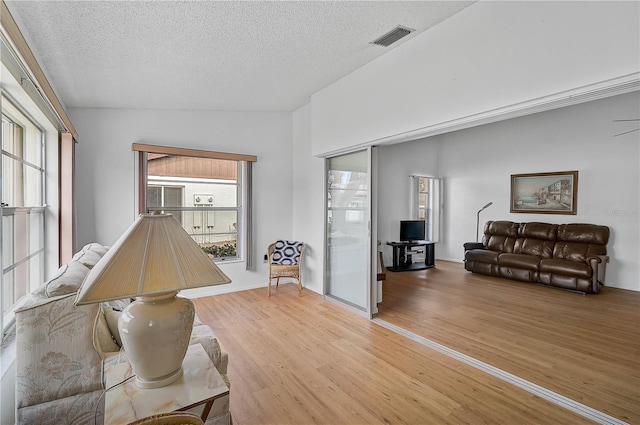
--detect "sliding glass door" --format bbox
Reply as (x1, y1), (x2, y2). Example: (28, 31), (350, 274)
(325, 149), (375, 316)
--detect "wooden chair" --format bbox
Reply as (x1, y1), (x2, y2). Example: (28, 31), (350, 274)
(128, 412), (205, 425)
(267, 240), (305, 297)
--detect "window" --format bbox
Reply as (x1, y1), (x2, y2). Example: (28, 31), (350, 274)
(147, 185), (184, 225)
(147, 158), (239, 259)
(134, 144), (256, 263)
(1, 97), (45, 332)
(1, 0), (76, 348)
(413, 176), (441, 242)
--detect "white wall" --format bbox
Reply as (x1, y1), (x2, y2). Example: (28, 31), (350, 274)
(292, 104), (325, 294)
(378, 92), (640, 291)
(70, 108), (295, 294)
(311, 1), (640, 156)
(65, 2), (640, 299)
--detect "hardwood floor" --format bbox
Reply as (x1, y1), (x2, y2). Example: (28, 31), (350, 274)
(192, 265), (639, 425)
(376, 261), (640, 424)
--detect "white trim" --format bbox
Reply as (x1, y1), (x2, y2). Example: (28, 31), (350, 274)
(181, 281), (265, 298)
(324, 294), (370, 319)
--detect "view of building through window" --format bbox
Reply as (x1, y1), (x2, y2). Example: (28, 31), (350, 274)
(145, 154), (241, 260)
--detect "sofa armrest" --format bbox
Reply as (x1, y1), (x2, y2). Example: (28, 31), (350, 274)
(464, 242), (485, 252)
(15, 293), (104, 409)
(587, 255), (610, 293)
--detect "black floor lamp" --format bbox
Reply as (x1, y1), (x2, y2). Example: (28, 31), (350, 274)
(476, 202), (493, 242)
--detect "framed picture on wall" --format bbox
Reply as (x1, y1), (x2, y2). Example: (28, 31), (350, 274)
(511, 171), (578, 214)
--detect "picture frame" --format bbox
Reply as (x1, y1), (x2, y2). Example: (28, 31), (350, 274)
(510, 171), (578, 214)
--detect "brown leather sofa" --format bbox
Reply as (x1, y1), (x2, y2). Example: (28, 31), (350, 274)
(464, 221), (610, 293)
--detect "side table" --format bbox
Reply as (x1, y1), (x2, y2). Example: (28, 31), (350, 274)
(386, 240), (435, 272)
(104, 343), (230, 425)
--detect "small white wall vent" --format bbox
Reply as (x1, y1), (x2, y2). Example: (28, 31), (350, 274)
(370, 25), (415, 47)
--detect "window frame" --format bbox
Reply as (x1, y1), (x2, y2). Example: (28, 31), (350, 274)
(1, 96), (46, 334)
(133, 144), (257, 264)
(147, 184), (185, 225)
(412, 175), (442, 243)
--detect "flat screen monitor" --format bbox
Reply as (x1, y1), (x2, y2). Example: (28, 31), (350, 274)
(400, 220), (426, 242)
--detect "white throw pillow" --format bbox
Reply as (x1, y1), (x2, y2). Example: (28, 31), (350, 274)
(35, 261), (90, 298)
(72, 243), (109, 268)
(71, 249), (103, 269)
(94, 304), (121, 353)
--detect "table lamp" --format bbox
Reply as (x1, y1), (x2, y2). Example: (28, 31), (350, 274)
(75, 211), (231, 388)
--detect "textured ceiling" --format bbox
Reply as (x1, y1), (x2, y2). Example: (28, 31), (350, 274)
(6, 1), (474, 112)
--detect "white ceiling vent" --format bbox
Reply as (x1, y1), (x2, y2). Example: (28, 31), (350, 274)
(370, 25), (415, 47)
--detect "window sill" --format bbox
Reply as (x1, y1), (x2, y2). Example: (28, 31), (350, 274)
(213, 258), (243, 265)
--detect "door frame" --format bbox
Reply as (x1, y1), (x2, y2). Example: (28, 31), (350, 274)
(323, 147), (378, 319)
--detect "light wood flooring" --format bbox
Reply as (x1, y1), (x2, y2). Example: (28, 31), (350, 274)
(193, 261), (640, 425)
(376, 261), (640, 424)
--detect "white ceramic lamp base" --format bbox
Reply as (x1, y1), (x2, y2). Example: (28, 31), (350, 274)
(118, 291), (195, 389)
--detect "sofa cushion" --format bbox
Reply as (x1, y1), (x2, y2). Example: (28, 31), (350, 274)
(518, 222), (558, 240)
(485, 220), (519, 238)
(93, 299), (131, 354)
(540, 259), (592, 279)
(32, 261), (90, 299)
(71, 250), (102, 269)
(554, 224), (609, 262)
(557, 223), (609, 245)
(484, 221), (519, 253)
(553, 242), (604, 264)
(513, 238), (555, 259)
(94, 304), (121, 354)
(498, 253), (540, 270)
(72, 243), (108, 269)
(486, 235), (517, 253)
(465, 249), (499, 264)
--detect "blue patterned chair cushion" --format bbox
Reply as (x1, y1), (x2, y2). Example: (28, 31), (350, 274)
(272, 240), (303, 265)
